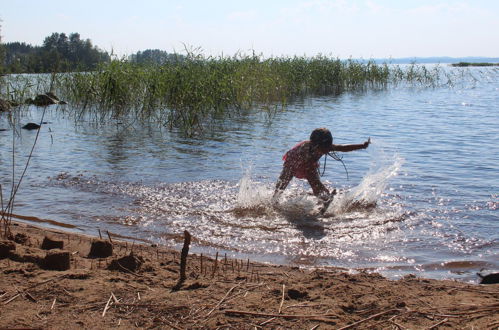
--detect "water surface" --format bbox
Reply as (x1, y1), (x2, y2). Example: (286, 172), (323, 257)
(1, 67), (498, 282)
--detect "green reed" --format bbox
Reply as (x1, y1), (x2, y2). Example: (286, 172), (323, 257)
(2, 54), (444, 134)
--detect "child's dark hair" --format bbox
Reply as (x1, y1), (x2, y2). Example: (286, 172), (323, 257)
(310, 128), (333, 148)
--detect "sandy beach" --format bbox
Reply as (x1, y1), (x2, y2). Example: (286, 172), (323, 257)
(1, 221), (498, 329)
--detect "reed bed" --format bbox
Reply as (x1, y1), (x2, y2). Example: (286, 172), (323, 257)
(2, 54), (446, 134)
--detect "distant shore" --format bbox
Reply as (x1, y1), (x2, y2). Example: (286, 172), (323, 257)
(451, 62), (499, 67)
(1, 220), (497, 329)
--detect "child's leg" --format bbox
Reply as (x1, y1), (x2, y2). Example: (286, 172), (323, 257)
(274, 168), (293, 194)
(306, 171), (330, 200)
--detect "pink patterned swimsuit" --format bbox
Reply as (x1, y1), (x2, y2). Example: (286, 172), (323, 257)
(282, 141), (321, 179)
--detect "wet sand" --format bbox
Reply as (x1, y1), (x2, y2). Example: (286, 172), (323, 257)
(1, 221), (498, 329)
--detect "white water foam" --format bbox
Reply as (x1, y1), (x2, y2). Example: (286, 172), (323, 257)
(327, 150), (405, 215)
(235, 145), (404, 219)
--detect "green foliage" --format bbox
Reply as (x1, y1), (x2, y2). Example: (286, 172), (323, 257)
(2, 32), (110, 73)
(55, 53), (440, 134)
(129, 49), (184, 65)
(0, 44), (5, 74)
(0, 19), (4, 74)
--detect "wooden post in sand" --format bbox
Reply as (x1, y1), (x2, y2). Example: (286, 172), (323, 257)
(172, 230), (191, 291)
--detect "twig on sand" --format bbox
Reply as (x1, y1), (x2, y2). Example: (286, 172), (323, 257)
(388, 316), (407, 330)
(278, 284), (285, 314)
(114, 302), (165, 308)
(337, 309), (401, 330)
(259, 317), (276, 326)
(24, 292), (37, 302)
(102, 293), (114, 317)
(115, 261), (142, 278)
(206, 284), (239, 317)
(3, 293), (20, 305)
(3, 275), (64, 305)
(225, 309), (339, 323)
(426, 318), (448, 330)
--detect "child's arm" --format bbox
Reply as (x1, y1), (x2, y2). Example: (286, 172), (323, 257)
(330, 138), (370, 152)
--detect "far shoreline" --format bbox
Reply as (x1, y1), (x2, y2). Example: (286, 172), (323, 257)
(451, 62), (499, 67)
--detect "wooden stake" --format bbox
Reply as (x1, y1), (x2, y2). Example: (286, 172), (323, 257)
(172, 230), (191, 291)
(212, 252), (219, 278)
(106, 231), (113, 244)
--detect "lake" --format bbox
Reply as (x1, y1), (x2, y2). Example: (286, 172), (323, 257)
(1, 66), (498, 282)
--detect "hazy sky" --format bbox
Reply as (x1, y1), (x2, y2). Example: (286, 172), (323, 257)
(1, 0), (498, 58)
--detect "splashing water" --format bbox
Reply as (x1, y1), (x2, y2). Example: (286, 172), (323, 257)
(328, 152), (405, 216)
(42, 145), (407, 272)
(234, 148), (404, 220)
(236, 165), (273, 209)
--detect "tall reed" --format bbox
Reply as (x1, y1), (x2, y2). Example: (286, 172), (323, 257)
(2, 54), (445, 134)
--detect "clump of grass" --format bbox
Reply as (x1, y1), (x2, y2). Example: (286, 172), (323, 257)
(0, 73), (54, 105)
(2, 53), (445, 134)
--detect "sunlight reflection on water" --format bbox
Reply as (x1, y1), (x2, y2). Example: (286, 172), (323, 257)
(1, 67), (498, 281)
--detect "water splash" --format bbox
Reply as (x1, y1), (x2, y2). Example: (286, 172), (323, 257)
(236, 165), (273, 209)
(329, 151), (405, 215)
(234, 146), (405, 219)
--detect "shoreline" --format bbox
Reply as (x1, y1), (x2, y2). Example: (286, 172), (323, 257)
(1, 221), (498, 329)
(6, 215), (492, 283)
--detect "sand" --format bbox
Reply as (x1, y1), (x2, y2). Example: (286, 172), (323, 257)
(1, 221), (498, 329)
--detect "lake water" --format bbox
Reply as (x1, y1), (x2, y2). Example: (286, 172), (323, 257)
(1, 67), (498, 282)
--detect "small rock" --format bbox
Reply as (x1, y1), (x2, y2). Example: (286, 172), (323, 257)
(478, 272), (499, 284)
(0, 99), (11, 112)
(33, 93), (58, 106)
(22, 123), (41, 130)
(45, 92), (60, 101)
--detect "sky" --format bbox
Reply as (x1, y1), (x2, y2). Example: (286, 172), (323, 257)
(1, 0), (498, 59)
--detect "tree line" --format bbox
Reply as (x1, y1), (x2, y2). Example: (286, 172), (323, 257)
(0, 31), (180, 74)
(1, 32), (110, 73)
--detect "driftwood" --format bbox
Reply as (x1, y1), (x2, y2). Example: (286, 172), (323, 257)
(171, 230), (191, 291)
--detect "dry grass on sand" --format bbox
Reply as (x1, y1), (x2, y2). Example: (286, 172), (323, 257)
(1, 221), (498, 329)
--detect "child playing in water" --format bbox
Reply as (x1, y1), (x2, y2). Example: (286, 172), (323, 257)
(274, 128), (370, 204)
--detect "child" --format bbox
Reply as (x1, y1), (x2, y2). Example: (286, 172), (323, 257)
(274, 128), (370, 203)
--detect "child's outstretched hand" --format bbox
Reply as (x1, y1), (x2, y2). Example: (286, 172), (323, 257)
(363, 137), (371, 149)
